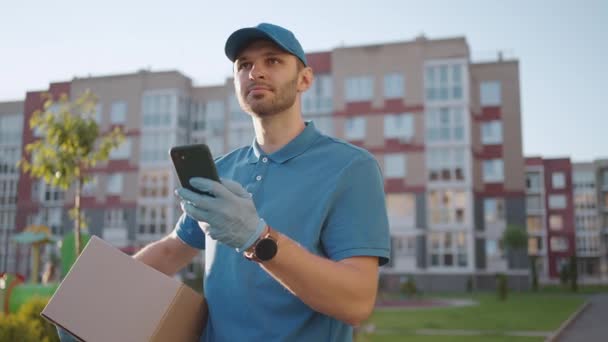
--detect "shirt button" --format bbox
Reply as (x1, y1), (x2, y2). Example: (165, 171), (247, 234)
(256, 175), (262, 181)
(262, 157), (268, 163)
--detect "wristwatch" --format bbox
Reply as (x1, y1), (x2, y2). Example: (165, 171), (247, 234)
(243, 225), (278, 263)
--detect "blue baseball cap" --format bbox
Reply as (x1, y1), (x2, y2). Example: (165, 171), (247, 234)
(225, 23), (308, 66)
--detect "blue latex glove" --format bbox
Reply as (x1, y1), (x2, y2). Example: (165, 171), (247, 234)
(175, 178), (266, 252)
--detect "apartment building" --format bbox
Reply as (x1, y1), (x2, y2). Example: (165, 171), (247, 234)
(573, 160), (608, 283)
(524, 158), (576, 282)
(0, 100), (23, 273)
(4, 36), (527, 290)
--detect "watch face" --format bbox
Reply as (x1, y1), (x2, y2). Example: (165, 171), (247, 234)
(255, 238), (278, 261)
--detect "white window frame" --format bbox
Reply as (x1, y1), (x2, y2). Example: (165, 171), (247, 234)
(552, 172), (566, 189)
(383, 73), (405, 99)
(548, 194), (567, 209)
(107, 173), (124, 195)
(345, 76), (374, 102)
(426, 107), (465, 143)
(110, 101), (127, 124)
(344, 117), (366, 140)
(480, 81), (502, 106)
(484, 198), (505, 225)
(481, 121), (503, 145)
(483, 159), (504, 183)
(384, 113), (414, 142)
(384, 154), (407, 178)
(109, 137), (131, 160)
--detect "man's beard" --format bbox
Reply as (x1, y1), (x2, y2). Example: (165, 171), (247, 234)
(238, 76), (298, 117)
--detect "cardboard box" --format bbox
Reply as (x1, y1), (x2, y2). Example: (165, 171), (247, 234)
(42, 236), (207, 342)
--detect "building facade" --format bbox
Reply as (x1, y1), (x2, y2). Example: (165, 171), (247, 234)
(3, 36), (529, 290)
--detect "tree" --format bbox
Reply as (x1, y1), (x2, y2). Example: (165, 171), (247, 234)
(530, 255), (539, 291)
(502, 224), (528, 251)
(19, 90), (124, 255)
(498, 224), (528, 299)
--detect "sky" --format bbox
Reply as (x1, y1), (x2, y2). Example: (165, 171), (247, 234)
(1, 0), (606, 161)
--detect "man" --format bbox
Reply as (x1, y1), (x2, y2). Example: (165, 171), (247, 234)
(60, 22), (390, 342)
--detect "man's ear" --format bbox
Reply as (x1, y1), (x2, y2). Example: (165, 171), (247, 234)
(297, 67), (314, 93)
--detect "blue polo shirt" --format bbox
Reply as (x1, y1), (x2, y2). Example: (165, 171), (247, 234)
(175, 121), (390, 342)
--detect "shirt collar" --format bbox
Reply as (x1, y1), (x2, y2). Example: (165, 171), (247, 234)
(247, 121), (320, 164)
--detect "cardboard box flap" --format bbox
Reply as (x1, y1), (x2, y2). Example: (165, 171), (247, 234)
(151, 285), (207, 342)
(41, 236), (187, 342)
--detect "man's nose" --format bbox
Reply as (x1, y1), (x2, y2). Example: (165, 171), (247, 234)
(249, 62), (266, 80)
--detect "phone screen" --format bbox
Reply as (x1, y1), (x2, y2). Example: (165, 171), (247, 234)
(170, 144), (220, 195)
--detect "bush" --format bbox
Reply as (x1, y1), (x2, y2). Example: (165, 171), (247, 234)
(496, 273), (508, 301)
(17, 296), (59, 342)
(0, 296), (59, 342)
(559, 263), (570, 286)
(0, 314), (38, 342)
(400, 275), (417, 297)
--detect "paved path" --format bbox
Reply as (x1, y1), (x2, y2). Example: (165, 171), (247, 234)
(558, 294), (608, 342)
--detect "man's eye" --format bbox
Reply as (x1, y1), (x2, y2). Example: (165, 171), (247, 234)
(267, 58), (280, 65)
(238, 62), (251, 70)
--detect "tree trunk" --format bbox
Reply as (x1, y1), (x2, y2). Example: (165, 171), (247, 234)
(75, 177), (82, 255)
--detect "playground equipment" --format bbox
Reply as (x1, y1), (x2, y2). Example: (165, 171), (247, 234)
(0, 229), (90, 314)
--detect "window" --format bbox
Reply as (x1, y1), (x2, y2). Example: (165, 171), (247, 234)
(484, 198), (505, 225)
(107, 173), (123, 195)
(483, 159), (504, 183)
(480, 81), (501, 106)
(302, 74), (333, 114)
(344, 117), (366, 140)
(425, 63), (464, 102)
(528, 237), (543, 255)
(94, 104), (103, 124)
(527, 216), (543, 234)
(384, 154), (406, 178)
(526, 172), (542, 191)
(141, 132), (173, 162)
(110, 101), (127, 124)
(573, 171), (595, 190)
(426, 107), (465, 142)
(549, 215), (563, 230)
(428, 190), (467, 225)
(384, 113), (414, 141)
(550, 237), (568, 252)
(345, 76), (373, 102)
(229, 93), (249, 122)
(429, 231), (467, 267)
(0, 147), (21, 174)
(548, 194), (567, 209)
(393, 236), (416, 256)
(82, 176), (98, 197)
(552, 172), (566, 189)
(526, 195), (542, 211)
(0, 114), (23, 144)
(139, 171), (170, 198)
(386, 193), (415, 227)
(486, 239), (504, 258)
(228, 126), (255, 150)
(104, 209), (127, 228)
(312, 117), (334, 136)
(109, 137), (131, 160)
(601, 170), (608, 188)
(143, 93), (175, 127)
(481, 121), (503, 144)
(383, 73), (405, 99)
(427, 147), (466, 182)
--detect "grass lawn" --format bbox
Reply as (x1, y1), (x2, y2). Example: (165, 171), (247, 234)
(357, 292), (585, 341)
(359, 334), (544, 342)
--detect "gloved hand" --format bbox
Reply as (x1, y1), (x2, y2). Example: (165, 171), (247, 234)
(175, 178), (266, 252)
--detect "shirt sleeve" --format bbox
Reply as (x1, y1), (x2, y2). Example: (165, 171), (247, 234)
(321, 154), (391, 265)
(174, 212), (206, 250)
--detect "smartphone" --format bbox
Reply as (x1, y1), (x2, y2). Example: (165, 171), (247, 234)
(170, 144), (220, 196)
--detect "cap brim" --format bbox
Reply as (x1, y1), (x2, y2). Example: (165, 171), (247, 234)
(225, 28), (275, 62)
